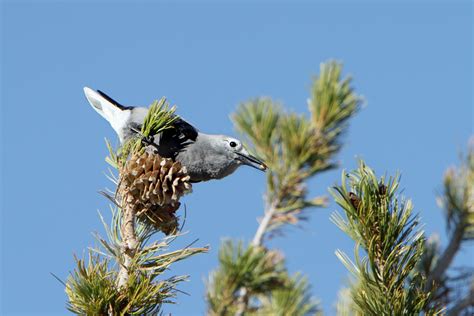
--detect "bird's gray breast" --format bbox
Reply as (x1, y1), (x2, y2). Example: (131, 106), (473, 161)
(122, 111), (238, 182)
(175, 136), (240, 182)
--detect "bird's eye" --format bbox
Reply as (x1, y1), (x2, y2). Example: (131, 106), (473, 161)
(229, 141), (237, 148)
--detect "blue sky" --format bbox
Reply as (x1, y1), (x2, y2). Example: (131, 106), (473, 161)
(1, 1), (472, 315)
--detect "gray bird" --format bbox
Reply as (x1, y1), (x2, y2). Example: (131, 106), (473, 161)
(84, 87), (266, 182)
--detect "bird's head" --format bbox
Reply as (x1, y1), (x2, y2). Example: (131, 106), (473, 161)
(218, 136), (267, 171)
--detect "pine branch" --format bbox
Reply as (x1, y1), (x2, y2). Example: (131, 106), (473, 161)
(251, 202), (277, 247)
(232, 60), (361, 244)
(426, 145), (473, 290)
(308, 60), (363, 155)
(206, 60), (361, 315)
(330, 161), (439, 315)
(117, 203), (139, 289)
(65, 215), (207, 315)
(423, 142), (474, 313)
(206, 241), (287, 316)
(64, 99), (207, 314)
(114, 99), (182, 290)
(258, 273), (320, 316)
(447, 284), (474, 316)
(425, 223), (464, 293)
(235, 290), (249, 316)
(335, 287), (358, 316)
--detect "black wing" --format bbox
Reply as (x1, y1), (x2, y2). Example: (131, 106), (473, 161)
(97, 89), (198, 158)
(154, 118), (198, 159)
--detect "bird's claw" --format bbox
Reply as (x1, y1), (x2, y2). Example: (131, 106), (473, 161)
(130, 127), (159, 152)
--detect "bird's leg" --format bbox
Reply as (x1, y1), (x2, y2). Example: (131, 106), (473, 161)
(142, 135), (155, 146)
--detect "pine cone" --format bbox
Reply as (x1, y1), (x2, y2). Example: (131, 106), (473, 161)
(349, 192), (361, 210)
(118, 151), (192, 234)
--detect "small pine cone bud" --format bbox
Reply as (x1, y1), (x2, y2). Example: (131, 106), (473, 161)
(349, 192), (361, 209)
(119, 151), (192, 234)
(139, 203), (181, 235)
(378, 182), (387, 196)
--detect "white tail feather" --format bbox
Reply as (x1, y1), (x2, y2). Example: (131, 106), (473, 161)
(83, 87), (131, 140)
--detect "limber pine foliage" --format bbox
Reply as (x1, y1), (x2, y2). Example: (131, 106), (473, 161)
(333, 143), (474, 316)
(330, 162), (438, 315)
(206, 61), (363, 315)
(419, 144), (474, 315)
(62, 98), (207, 315)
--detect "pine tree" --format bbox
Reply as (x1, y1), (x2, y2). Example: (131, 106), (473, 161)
(330, 162), (437, 315)
(61, 98), (207, 315)
(332, 144), (473, 315)
(59, 62), (473, 316)
(420, 144), (473, 315)
(206, 61), (362, 315)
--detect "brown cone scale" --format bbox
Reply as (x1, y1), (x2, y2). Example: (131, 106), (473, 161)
(118, 151), (192, 234)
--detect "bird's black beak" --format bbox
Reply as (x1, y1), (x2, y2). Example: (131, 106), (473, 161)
(236, 152), (267, 171)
